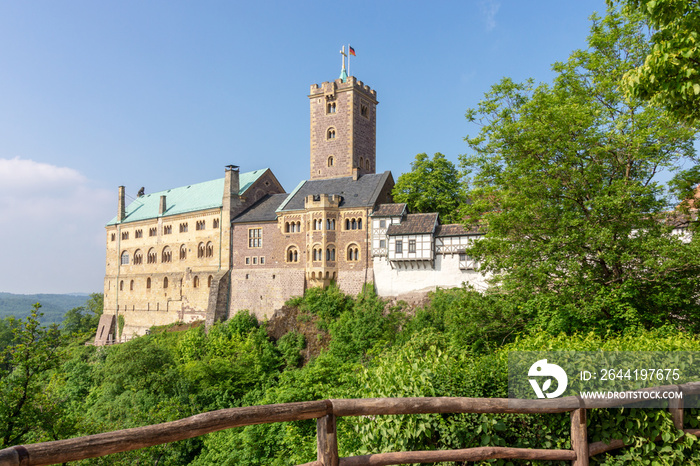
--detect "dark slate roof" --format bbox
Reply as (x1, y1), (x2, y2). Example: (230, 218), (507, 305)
(232, 193), (289, 223)
(372, 203), (407, 217)
(386, 213), (438, 236)
(278, 172), (392, 212)
(435, 224), (483, 236)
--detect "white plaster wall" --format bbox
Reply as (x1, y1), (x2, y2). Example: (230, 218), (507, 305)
(373, 254), (489, 297)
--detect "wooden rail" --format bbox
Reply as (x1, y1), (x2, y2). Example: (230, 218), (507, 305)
(1, 382), (699, 466)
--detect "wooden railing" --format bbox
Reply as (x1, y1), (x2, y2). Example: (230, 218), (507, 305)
(1, 382), (699, 466)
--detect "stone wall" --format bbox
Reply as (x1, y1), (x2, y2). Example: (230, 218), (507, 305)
(229, 269), (306, 320)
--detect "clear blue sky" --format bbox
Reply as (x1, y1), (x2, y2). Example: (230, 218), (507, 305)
(0, 0), (618, 294)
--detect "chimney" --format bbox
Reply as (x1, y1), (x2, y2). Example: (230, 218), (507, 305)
(352, 167), (360, 181)
(159, 195), (167, 215)
(225, 165), (240, 196)
(223, 165), (241, 217)
(118, 186), (126, 222)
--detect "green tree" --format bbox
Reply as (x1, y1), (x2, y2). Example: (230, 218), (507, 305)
(392, 152), (464, 223)
(62, 293), (103, 336)
(0, 304), (63, 446)
(461, 10), (700, 332)
(614, 0), (700, 125)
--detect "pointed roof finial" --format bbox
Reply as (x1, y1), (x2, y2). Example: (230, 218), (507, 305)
(339, 45), (348, 82)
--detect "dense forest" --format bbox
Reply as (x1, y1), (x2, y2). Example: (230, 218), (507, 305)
(0, 285), (699, 465)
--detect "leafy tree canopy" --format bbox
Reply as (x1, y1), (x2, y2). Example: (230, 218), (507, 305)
(613, 0), (700, 125)
(392, 152), (464, 224)
(461, 9), (700, 332)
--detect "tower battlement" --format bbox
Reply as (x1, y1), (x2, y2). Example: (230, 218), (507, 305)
(309, 76), (377, 101)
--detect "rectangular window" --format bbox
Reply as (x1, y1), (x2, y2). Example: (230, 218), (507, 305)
(380, 219), (386, 228)
(245, 257), (250, 265)
(260, 256), (265, 265)
(253, 257), (258, 265)
(248, 228), (262, 248)
(379, 239), (386, 248)
(409, 240), (416, 253)
(395, 240), (403, 254)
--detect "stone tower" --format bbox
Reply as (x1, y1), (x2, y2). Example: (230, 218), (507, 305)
(309, 76), (378, 180)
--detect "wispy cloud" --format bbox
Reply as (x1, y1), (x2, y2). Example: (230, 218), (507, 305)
(0, 157), (112, 294)
(480, 0), (501, 32)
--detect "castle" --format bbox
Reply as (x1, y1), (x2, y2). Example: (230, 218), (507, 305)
(95, 71), (486, 344)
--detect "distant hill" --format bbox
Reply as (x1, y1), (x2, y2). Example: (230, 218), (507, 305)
(0, 293), (92, 324)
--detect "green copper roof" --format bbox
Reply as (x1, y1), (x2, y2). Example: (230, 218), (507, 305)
(107, 169), (268, 225)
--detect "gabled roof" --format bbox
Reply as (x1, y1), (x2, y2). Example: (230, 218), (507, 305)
(278, 172), (392, 212)
(435, 224), (482, 236)
(107, 169), (269, 225)
(386, 213), (439, 236)
(232, 193), (289, 223)
(372, 203), (407, 217)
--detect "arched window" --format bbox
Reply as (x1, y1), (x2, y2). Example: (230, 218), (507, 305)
(147, 248), (157, 264)
(345, 218), (350, 230)
(327, 102), (336, 113)
(208, 275), (213, 287)
(119, 280), (124, 291)
(133, 250), (143, 265)
(180, 245), (187, 260)
(328, 156), (334, 167)
(198, 243), (205, 258)
(287, 247), (299, 263)
(358, 218), (362, 229)
(359, 157), (364, 169)
(326, 219), (335, 230)
(194, 276), (199, 288)
(206, 242), (214, 258)
(352, 219), (357, 230)
(347, 245), (360, 261)
(147, 277), (151, 289)
(120, 251), (129, 265)
(130, 280), (134, 291)
(365, 159), (370, 170)
(213, 218), (220, 229)
(313, 247), (323, 261)
(162, 246), (172, 263)
(327, 127), (336, 139)
(163, 277), (168, 289)
(285, 222), (290, 233)
(326, 246), (336, 261)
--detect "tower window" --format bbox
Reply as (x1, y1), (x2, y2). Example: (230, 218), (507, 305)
(327, 128), (336, 140)
(327, 102), (336, 114)
(361, 102), (369, 118)
(328, 156), (334, 167)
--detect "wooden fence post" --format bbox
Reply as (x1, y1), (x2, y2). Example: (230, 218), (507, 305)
(571, 407), (588, 466)
(317, 414), (339, 466)
(669, 386), (684, 430)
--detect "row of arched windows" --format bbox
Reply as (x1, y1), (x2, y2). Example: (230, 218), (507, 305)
(121, 242), (214, 266)
(359, 157), (371, 171)
(345, 218), (363, 230)
(119, 275), (213, 292)
(285, 221), (302, 233)
(291, 244), (360, 263)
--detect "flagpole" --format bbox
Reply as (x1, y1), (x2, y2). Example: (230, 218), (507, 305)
(347, 43), (351, 78)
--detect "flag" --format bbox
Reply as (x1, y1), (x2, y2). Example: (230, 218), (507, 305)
(349, 46), (356, 56)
